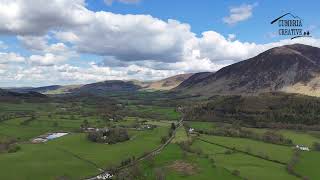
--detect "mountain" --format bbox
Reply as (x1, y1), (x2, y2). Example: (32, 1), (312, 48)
(8, 85), (62, 94)
(175, 44), (320, 97)
(145, 73), (194, 90)
(72, 80), (142, 94)
(3, 73), (192, 95)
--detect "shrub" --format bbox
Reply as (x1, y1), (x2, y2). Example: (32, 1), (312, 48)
(8, 144), (21, 153)
(232, 169), (240, 176)
(312, 142), (320, 151)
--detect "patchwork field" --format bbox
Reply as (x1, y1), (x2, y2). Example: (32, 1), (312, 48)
(1, 96), (320, 180)
(136, 144), (241, 180)
(192, 140), (298, 180)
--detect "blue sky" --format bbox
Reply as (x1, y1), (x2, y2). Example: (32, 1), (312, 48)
(87, 0), (320, 42)
(0, 0), (319, 87)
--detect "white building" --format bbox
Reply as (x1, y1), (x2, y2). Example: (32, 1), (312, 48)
(97, 173), (113, 180)
(189, 128), (194, 133)
(295, 145), (310, 151)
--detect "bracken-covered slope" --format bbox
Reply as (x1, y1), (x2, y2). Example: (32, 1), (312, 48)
(145, 73), (194, 90)
(175, 44), (320, 97)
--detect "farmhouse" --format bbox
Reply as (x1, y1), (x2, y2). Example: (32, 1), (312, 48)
(31, 138), (47, 144)
(96, 172), (113, 180)
(189, 128), (195, 133)
(295, 145), (310, 151)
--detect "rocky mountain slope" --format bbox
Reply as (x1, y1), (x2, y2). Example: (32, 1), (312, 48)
(145, 73), (194, 90)
(175, 44), (320, 97)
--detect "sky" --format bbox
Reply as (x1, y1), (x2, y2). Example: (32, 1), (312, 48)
(0, 0), (319, 87)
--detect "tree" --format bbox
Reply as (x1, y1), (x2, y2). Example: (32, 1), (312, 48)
(81, 120), (89, 129)
(171, 123), (176, 130)
(53, 121), (59, 127)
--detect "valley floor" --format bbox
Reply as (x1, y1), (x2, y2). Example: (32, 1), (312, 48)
(0, 97), (320, 180)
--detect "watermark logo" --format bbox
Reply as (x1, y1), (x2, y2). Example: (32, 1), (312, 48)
(271, 13), (311, 39)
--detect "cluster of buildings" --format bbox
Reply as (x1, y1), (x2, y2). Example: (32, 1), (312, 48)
(295, 145), (310, 151)
(96, 172), (113, 180)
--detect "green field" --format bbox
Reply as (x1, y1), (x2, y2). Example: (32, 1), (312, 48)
(138, 143), (241, 180)
(192, 140), (298, 180)
(1, 94), (320, 180)
(294, 151), (320, 179)
(172, 126), (189, 143)
(0, 126), (168, 180)
(200, 134), (294, 163)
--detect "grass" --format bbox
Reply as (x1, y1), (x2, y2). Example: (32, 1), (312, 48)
(172, 127), (189, 143)
(0, 126), (169, 180)
(126, 105), (181, 120)
(187, 121), (216, 131)
(139, 143), (240, 180)
(191, 140), (298, 180)
(0, 143), (99, 180)
(0, 123), (57, 141)
(200, 134), (294, 163)
(294, 151), (320, 179)
(49, 127), (169, 168)
(279, 130), (320, 147)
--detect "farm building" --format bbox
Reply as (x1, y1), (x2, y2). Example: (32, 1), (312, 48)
(295, 145), (310, 151)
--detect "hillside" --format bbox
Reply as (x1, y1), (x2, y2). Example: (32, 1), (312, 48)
(4, 73), (192, 95)
(0, 88), (47, 98)
(8, 85), (62, 94)
(71, 80), (142, 94)
(175, 44), (320, 97)
(183, 92), (320, 128)
(145, 73), (194, 90)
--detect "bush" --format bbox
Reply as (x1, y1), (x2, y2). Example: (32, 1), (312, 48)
(232, 169), (240, 176)
(261, 131), (293, 145)
(312, 142), (320, 151)
(8, 144), (21, 153)
(161, 136), (169, 144)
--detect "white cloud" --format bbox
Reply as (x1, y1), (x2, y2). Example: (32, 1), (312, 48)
(27, 42), (77, 66)
(29, 53), (67, 66)
(54, 31), (80, 43)
(0, 52), (25, 64)
(104, 0), (141, 6)
(223, 3), (257, 25)
(0, 0), (91, 35)
(18, 35), (48, 51)
(66, 14), (194, 62)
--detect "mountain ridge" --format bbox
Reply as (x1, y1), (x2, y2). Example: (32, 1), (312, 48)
(175, 44), (320, 97)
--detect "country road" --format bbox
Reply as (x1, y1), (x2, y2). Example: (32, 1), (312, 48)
(85, 117), (184, 180)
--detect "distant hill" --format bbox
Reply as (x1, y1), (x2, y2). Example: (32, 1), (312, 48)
(175, 44), (320, 97)
(4, 73), (192, 95)
(8, 85), (62, 94)
(0, 88), (47, 98)
(145, 73), (194, 90)
(71, 80), (142, 95)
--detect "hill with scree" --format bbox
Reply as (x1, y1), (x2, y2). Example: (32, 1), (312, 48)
(175, 44), (320, 97)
